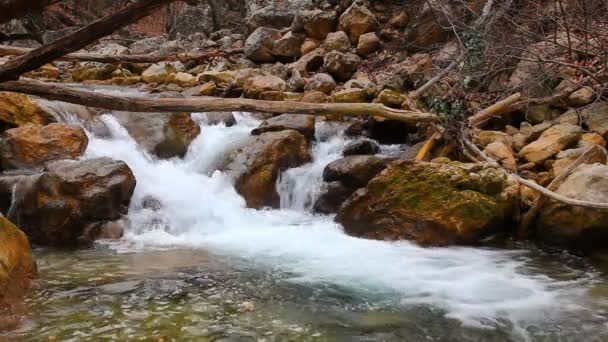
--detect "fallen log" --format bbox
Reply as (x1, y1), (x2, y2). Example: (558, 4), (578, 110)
(0, 45), (243, 64)
(0, 0), (182, 82)
(0, 80), (438, 124)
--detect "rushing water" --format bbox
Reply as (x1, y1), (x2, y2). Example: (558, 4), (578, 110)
(3, 109), (608, 341)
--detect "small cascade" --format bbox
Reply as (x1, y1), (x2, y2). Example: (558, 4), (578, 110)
(277, 121), (350, 211)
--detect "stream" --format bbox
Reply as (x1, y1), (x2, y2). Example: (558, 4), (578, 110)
(3, 108), (608, 341)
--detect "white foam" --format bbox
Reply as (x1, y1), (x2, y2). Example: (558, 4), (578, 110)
(83, 113), (599, 335)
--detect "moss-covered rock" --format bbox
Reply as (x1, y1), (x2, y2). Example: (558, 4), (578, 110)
(336, 160), (519, 246)
(0, 215), (37, 307)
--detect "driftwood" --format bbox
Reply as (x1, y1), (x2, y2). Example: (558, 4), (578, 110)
(459, 129), (608, 210)
(0, 0), (181, 82)
(0, 80), (438, 123)
(415, 132), (441, 161)
(518, 145), (602, 236)
(0, 45), (243, 64)
(467, 93), (522, 127)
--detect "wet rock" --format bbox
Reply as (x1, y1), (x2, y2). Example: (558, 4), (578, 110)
(0, 123), (88, 170)
(0, 215), (37, 306)
(343, 139), (380, 156)
(330, 88), (368, 103)
(81, 218), (128, 242)
(580, 102), (608, 137)
(244, 75), (287, 99)
(551, 146), (607, 176)
(518, 124), (583, 164)
(357, 32), (381, 55)
(323, 51), (361, 81)
(336, 160), (519, 246)
(244, 27), (281, 63)
(0, 92), (56, 129)
(538, 163), (608, 250)
(322, 31), (351, 52)
(304, 73), (336, 95)
(112, 112), (200, 159)
(252, 114), (315, 140)
(272, 31), (305, 58)
(224, 130), (311, 209)
(9, 158), (136, 246)
(201, 112), (236, 127)
(292, 10), (337, 40)
(339, 2), (378, 43)
(483, 142), (517, 172)
(313, 181), (354, 214)
(323, 155), (389, 189)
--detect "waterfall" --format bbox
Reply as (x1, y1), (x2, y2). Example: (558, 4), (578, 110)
(76, 111), (597, 333)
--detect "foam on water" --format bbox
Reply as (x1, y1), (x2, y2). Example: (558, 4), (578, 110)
(83, 113), (600, 337)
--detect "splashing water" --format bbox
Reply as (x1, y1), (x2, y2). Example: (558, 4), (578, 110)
(74, 112), (608, 340)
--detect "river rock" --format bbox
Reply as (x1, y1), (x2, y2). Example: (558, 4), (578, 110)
(301, 37), (321, 55)
(286, 69), (306, 92)
(244, 75), (287, 99)
(0, 123), (88, 170)
(538, 163), (608, 250)
(330, 88), (368, 103)
(292, 10), (337, 40)
(0, 92), (56, 129)
(580, 102), (608, 137)
(357, 32), (381, 55)
(518, 124), (583, 164)
(376, 89), (408, 108)
(301, 91), (327, 103)
(272, 31), (305, 58)
(323, 51), (361, 81)
(142, 64), (170, 84)
(339, 3), (378, 43)
(224, 130), (311, 209)
(291, 48), (326, 73)
(72, 63), (116, 82)
(323, 155), (389, 189)
(200, 112), (236, 127)
(9, 158), (136, 246)
(578, 133), (606, 148)
(313, 181), (354, 214)
(336, 160), (519, 246)
(0, 215), (36, 307)
(343, 139), (380, 156)
(252, 114), (316, 140)
(199, 70), (236, 86)
(322, 31), (351, 52)
(112, 112), (200, 159)
(304, 73), (337, 95)
(244, 27), (281, 63)
(483, 142), (517, 172)
(473, 130), (514, 149)
(551, 146), (607, 176)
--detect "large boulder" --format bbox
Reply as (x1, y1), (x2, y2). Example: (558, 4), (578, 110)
(538, 163), (608, 250)
(0, 215), (36, 308)
(323, 51), (361, 81)
(112, 112), (200, 159)
(8, 158), (136, 246)
(0, 92), (56, 129)
(581, 102), (608, 137)
(313, 181), (353, 214)
(518, 124), (583, 164)
(323, 155), (389, 189)
(336, 160), (519, 246)
(252, 114), (316, 140)
(339, 3), (378, 43)
(0, 124), (88, 170)
(243, 75), (287, 99)
(244, 27), (281, 63)
(224, 130), (311, 209)
(292, 10), (337, 40)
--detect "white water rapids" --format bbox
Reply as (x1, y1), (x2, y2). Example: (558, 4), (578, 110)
(76, 111), (604, 338)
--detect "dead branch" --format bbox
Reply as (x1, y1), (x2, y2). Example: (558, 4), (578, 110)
(0, 80), (438, 124)
(459, 129), (608, 210)
(0, 0), (182, 82)
(0, 45), (243, 64)
(467, 93), (522, 127)
(518, 145), (603, 236)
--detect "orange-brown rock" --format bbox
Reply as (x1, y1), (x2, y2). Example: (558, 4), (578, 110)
(8, 158), (136, 247)
(224, 130), (311, 209)
(0, 123), (88, 170)
(0, 215), (37, 309)
(0, 92), (56, 130)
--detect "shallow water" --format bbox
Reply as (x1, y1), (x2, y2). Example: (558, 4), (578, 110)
(2, 110), (608, 341)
